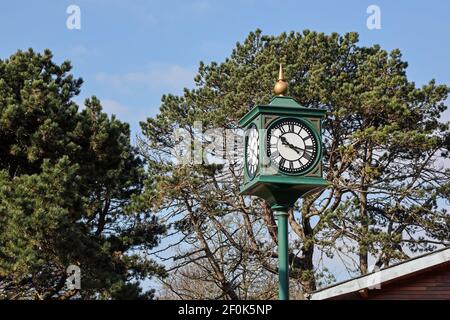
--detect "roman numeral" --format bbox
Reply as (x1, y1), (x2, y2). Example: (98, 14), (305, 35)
(279, 158), (286, 168)
(289, 124), (294, 132)
(303, 151), (312, 161)
(271, 151), (279, 158)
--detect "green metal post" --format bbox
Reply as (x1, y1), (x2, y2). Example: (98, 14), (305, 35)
(274, 208), (289, 300)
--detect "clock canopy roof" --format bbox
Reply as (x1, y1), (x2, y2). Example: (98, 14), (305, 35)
(239, 95), (327, 128)
(239, 64), (326, 127)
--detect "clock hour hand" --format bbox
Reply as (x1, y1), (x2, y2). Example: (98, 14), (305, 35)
(280, 136), (302, 155)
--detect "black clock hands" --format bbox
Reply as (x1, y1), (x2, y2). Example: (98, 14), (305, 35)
(280, 136), (302, 154)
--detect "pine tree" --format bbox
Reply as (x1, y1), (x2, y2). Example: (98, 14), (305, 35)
(0, 49), (165, 299)
(138, 30), (449, 297)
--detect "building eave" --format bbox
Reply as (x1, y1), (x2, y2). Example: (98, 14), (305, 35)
(307, 246), (450, 300)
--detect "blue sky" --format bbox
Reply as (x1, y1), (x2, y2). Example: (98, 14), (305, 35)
(1, 0), (449, 135)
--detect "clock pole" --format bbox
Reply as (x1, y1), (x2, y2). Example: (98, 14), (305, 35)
(273, 65), (290, 300)
(273, 204), (289, 300)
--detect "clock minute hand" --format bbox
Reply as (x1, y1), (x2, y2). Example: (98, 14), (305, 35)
(280, 136), (301, 155)
(291, 145), (303, 153)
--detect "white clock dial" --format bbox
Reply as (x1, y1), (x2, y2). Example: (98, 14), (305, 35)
(266, 118), (318, 174)
(245, 124), (259, 178)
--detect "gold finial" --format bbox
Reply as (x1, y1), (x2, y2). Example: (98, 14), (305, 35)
(273, 63), (288, 96)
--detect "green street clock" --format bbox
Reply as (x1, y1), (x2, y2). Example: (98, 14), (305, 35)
(240, 65), (328, 208)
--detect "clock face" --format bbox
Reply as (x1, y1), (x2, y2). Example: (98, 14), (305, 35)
(245, 124), (259, 179)
(266, 118), (318, 174)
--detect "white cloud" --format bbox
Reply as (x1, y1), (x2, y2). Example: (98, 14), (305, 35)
(95, 63), (195, 93)
(101, 99), (130, 115)
(71, 97), (129, 116)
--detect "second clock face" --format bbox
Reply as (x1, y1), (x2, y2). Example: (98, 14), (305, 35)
(266, 118), (318, 174)
(245, 124), (259, 179)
